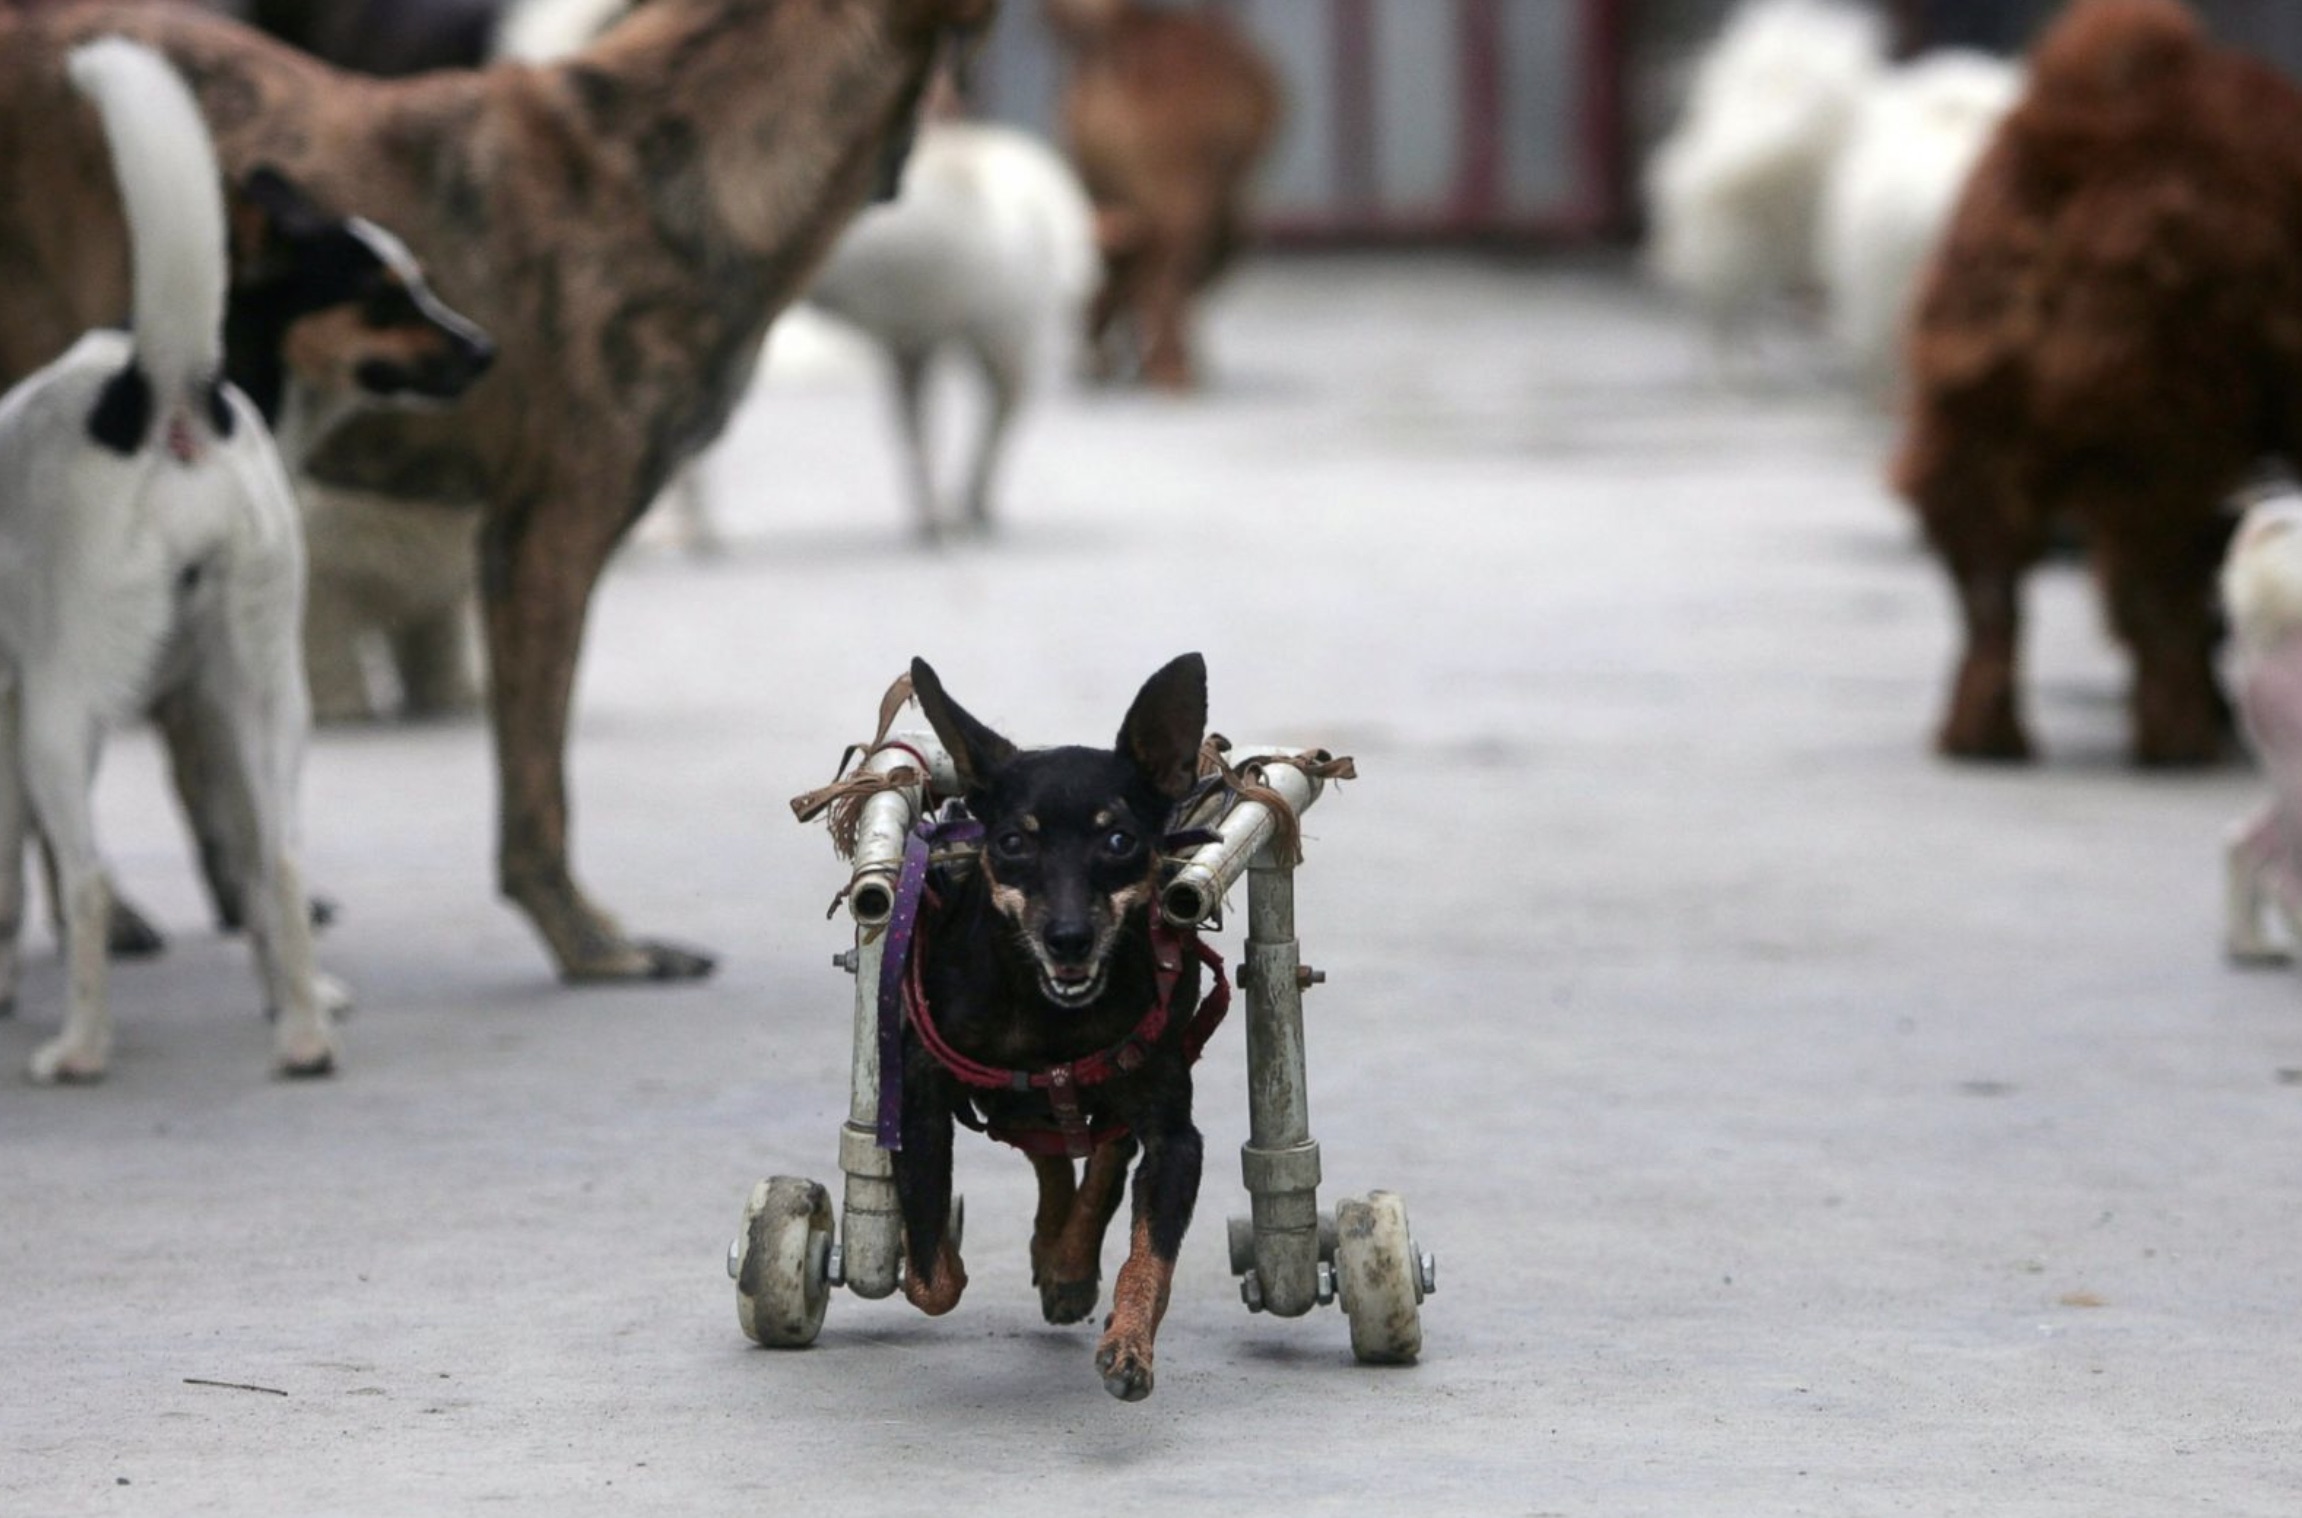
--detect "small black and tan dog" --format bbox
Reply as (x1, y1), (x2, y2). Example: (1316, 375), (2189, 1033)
(902, 652), (1220, 1401)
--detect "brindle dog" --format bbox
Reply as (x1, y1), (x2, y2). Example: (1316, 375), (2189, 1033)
(902, 653), (1211, 1401)
(0, 0), (993, 980)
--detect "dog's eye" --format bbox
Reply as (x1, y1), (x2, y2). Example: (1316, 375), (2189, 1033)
(992, 830), (1033, 861)
(1102, 829), (1138, 857)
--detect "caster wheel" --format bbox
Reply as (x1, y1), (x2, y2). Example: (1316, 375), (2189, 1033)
(1334, 1191), (1426, 1365)
(734, 1176), (834, 1348)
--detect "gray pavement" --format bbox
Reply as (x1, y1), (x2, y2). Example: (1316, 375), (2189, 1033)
(5, 255), (2299, 1516)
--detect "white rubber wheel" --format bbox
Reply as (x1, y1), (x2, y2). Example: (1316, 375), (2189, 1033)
(735, 1176), (833, 1348)
(1334, 1191), (1423, 1365)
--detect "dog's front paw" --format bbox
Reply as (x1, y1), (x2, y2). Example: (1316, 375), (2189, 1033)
(1039, 1275), (1101, 1325)
(1093, 1328), (1156, 1402)
(28, 1035), (108, 1085)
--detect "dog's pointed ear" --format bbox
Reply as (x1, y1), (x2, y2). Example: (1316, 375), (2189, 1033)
(231, 165), (330, 277)
(911, 657), (1016, 794)
(1117, 653), (1207, 801)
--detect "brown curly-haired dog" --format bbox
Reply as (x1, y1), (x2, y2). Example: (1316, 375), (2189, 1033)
(1895, 0), (2302, 766)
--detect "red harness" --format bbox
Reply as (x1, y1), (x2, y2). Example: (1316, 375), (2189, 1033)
(903, 917), (1231, 1159)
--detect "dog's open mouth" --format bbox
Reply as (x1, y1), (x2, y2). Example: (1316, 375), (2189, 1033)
(1038, 962), (1107, 1007)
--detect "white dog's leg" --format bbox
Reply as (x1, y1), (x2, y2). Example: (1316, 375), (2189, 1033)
(889, 347), (943, 543)
(0, 674), (24, 1016)
(214, 669), (336, 1078)
(2225, 802), (2290, 965)
(19, 687), (112, 1083)
(197, 635), (336, 1073)
(959, 341), (1023, 536)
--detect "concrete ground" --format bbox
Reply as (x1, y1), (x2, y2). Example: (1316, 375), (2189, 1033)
(5, 256), (2299, 1516)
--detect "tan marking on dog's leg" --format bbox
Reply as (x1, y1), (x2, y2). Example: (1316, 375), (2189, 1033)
(1041, 1140), (1131, 1325)
(901, 1236), (968, 1317)
(1093, 1217), (1174, 1401)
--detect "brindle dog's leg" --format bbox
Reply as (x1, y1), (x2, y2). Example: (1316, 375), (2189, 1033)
(1031, 1137), (1135, 1324)
(1094, 1108), (1200, 1401)
(479, 486), (715, 982)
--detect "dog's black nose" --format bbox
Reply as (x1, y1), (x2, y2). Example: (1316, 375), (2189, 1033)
(456, 330), (496, 379)
(1042, 922), (1095, 963)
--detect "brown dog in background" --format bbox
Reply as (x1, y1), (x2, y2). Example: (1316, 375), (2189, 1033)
(1043, 0), (1279, 392)
(1895, 0), (2302, 766)
(0, 0), (989, 981)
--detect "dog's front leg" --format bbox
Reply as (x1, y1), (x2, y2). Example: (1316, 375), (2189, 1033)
(18, 688), (111, 1083)
(2227, 802), (2290, 963)
(1031, 1136), (1136, 1325)
(1095, 1102), (1202, 1401)
(479, 491), (715, 982)
(893, 1064), (967, 1315)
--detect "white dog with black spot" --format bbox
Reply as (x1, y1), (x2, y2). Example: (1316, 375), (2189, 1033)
(0, 38), (336, 1082)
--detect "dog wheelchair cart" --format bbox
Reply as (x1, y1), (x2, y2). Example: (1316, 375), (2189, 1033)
(730, 725), (1434, 1364)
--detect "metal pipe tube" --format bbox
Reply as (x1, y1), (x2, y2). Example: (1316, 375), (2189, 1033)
(1160, 747), (1327, 927)
(1239, 854), (1324, 1318)
(832, 733), (955, 1296)
(839, 933), (902, 1297)
(844, 732), (959, 927)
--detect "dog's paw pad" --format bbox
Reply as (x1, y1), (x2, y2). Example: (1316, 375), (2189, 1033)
(1094, 1339), (1155, 1402)
(1040, 1279), (1101, 1325)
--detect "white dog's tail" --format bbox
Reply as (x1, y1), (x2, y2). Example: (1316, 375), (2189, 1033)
(67, 38), (227, 404)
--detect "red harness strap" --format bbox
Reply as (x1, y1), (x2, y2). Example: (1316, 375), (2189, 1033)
(903, 919), (1231, 1159)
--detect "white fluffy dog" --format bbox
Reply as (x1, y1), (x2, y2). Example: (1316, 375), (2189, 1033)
(1816, 49), (2023, 398)
(2221, 491), (2302, 965)
(803, 118), (1097, 538)
(1644, 0), (1886, 361)
(0, 38), (335, 1081)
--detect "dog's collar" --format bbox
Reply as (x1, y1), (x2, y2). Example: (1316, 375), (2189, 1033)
(903, 914), (1229, 1160)
(875, 804), (1231, 1160)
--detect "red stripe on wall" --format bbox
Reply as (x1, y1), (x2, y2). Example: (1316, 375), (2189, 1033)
(1575, 0), (1628, 235)
(1333, 0), (1377, 213)
(1455, 0), (1504, 228)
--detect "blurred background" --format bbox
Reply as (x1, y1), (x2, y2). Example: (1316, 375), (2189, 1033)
(117, 0), (2302, 249)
